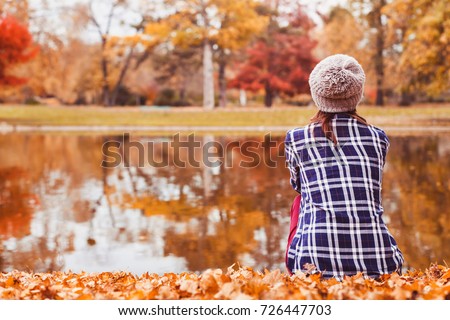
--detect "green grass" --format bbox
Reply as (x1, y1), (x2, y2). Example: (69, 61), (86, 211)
(0, 104), (449, 128)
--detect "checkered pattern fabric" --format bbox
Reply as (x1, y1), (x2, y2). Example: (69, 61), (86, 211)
(285, 113), (404, 279)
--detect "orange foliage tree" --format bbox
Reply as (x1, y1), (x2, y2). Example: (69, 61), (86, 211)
(228, 8), (317, 107)
(0, 15), (38, 86)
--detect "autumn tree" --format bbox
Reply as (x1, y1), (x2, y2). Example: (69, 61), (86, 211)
(317, 7), (365, 61)
(0, 15), (38, 86)
(229, 6), (317, 107)
(383, 0), (450, 104)
(88, 0), (129, 106)
(212, 0), (268, 107)
(349, 0), (388, 106)
(321, 1), (396, 105)
(0, 0), (29, 23)
(316, 6), (386, 103)
(151, 46), (202, 105)
(21, 3), (103, 104)
(144, 0), (268, 109)
(87, 0), (160, 106)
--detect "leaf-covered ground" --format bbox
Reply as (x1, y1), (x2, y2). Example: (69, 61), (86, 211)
(0, 264), (449, 300)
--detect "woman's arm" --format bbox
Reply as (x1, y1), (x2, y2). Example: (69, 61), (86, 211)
(379, 129), (390, 167)
(285, 130), (301, 194)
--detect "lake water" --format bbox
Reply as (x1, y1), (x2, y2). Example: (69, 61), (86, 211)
(0, 132), (448, 275)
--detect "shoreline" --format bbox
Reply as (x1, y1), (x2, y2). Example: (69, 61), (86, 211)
(1, 123), (450, 135)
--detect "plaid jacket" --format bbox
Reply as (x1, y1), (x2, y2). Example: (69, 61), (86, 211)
(285, 113), (404, 279)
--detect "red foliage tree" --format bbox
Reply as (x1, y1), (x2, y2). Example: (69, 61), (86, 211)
(228, 9), (317, 107)
(0, 15), (38, 86)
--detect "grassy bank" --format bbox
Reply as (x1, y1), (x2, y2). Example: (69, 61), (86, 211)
(0, 264), (449, 299)
(0, 104), (449, 128)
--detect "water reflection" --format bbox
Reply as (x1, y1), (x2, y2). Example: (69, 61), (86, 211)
(0, 133), (448, 274)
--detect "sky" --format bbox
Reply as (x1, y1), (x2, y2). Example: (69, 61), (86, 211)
(27, 0), (347, 42)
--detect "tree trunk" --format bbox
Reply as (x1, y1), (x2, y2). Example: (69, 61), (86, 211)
(179, 87), (185, 103)
(374, 0), (386, 106)
(399, 91), (413, 106)
(264, 82), (273, 107)
(90, 1), (119, 107)
(239, 89), (247, 107)
(218, 52), (227, 107)
(110, 46), (135, 106)
(203, 41), (215, 110)
(101, 54), (110, 107)
(179, 74), (188, 104)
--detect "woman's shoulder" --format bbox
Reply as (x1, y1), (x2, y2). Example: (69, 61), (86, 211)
(285, 124), (316, 144)
(366, 124), (390, 147)
(368, 124), (389, 138)
(366, 123), (386, 134)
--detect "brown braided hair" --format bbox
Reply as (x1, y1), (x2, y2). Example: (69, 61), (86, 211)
(310, 110), (368, 145)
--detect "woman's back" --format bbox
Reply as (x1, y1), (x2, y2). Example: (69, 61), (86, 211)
(285, 54), (404, 279)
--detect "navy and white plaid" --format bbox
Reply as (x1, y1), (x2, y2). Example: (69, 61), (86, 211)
(285, 113), (404, 279)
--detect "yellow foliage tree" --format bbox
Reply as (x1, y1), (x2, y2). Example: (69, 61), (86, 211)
(212, 0), (269, 107)
(383, 0), (450, 102)
(317, 1), (389, 105)
(317, 7), (365, 59)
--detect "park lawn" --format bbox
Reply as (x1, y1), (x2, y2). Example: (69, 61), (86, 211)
(0, 104), (449, 129)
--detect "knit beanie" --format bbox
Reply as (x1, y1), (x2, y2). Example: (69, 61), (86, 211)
(309, 54), (365, 113)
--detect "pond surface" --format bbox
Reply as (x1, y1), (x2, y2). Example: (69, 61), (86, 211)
(0, 132), (448, 275)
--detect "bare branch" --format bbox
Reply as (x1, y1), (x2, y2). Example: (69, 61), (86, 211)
(88, 0), (104, 41)
(105, 0), (121, 37)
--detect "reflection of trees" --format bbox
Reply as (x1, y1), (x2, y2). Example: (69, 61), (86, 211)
(0, 168), (34, 238)
(164, 205), (266, 271)
(383, 136), (450, 270)
(0, 133), (447, 273)
(0, 134), (103, 271)
(119, 135), (294, 271)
